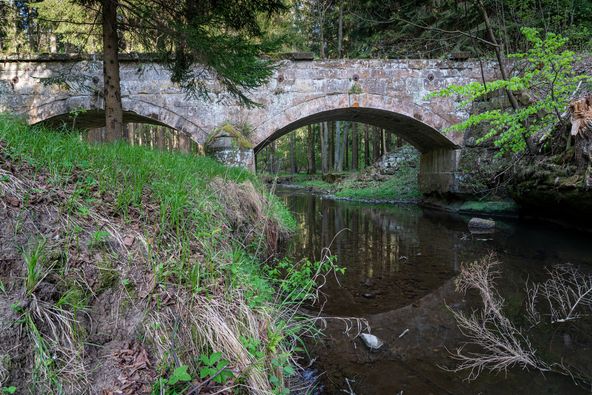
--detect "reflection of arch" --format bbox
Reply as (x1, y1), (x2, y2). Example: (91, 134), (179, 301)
(252, 94), (459, 154)
(28, 97), (207, 142)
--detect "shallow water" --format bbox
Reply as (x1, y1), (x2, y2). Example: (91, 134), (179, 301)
(275, 186), (592, 394)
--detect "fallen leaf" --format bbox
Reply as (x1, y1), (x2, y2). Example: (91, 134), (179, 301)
(123, 235), (135, 247)
(6, 195), (20, 207)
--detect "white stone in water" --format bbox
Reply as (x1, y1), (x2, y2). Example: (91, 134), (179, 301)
(360, 333), (384, 350)
(468, 217), (496, 230)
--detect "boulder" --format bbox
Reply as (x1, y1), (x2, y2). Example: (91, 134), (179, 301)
(468, 217), (496, 231)
(359, 333), (384, 350)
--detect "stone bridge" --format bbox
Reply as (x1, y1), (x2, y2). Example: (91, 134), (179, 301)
(0, 55), (498, 194)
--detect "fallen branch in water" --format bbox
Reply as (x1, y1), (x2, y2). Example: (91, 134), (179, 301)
(447, 254), (592, 388)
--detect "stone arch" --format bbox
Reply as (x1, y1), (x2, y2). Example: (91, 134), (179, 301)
(27, 96), (207, 142)
(251, 93), (460, 154)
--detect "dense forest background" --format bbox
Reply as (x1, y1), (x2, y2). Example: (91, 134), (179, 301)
(2, 0), (591, 57)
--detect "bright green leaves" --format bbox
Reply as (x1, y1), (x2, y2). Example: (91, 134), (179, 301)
(198, 352), (234, 384)
(429, 27), (591, 155)
(167, 365), (192, 386)
(152, 364), (193, 394)
(265, 256), (345, 302)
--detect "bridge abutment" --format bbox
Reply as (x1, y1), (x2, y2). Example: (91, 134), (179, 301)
(418, 149), (461, 195)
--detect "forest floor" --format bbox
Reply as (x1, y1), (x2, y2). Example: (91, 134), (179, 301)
(264, 146), (422, 203)
(0, 115), (334, 395)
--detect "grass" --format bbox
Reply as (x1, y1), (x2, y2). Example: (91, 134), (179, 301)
(334, 164), (420, 201)
(273, 160), (421, 202)
(0, 114), (333, 394)
(23, 239), (47, 296)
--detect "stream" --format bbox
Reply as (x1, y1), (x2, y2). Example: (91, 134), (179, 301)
(274, 186), (592, 394)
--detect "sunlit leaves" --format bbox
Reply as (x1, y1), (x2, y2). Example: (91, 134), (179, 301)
(429, 27), (591, 155)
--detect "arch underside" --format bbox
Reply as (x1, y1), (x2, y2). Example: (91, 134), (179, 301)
(25, 96), (208, 142)
(33, 109), (172, 130)
(253, 107), (458, 154)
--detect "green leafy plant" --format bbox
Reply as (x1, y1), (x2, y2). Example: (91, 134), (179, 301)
(89, 230), (110, 249)
(429, 27), (591, 155)
(266, 256), (344, 302)
(1, 387), (16, 394)
(269, 352), (294, 395)
(152, 365), (193, 395)
(348, 82), (363, 95)
(198, 352), (234, 384)
(240, 336), (265, 360)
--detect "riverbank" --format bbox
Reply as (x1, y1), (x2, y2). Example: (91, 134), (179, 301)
(0, 115), (329, 394)
(262, 146), (422, 204)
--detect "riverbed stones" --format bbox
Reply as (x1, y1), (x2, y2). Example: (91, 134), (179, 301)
(359, 333), (384, 350)
(468, 217), (496, 231)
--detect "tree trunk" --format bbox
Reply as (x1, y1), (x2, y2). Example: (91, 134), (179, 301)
(337, 0), (343, 59)
(385, 130), (392, 153)
(342, 121), (349, 170)
(476, 1), (519, 111)
(351, 122), (358, 170)
(364, 123), (370, 167)
(268, 142), (276, 173)
(307, 124), (316, 174)
(334, 121), (342, 172)
(329, 121), (335, 171)
(50, 33), (57, 53)
(289, 132), (297, 174)
(318, 1), (325, 59)
(381, 129), (387, 155)
(373, 126), (381, 162)
(321, 122), (329, 174)
(102, 0), (124, 142)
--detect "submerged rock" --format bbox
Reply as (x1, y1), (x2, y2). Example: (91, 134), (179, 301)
(359, 333), (384, 350)
(468, 217), (496, 231)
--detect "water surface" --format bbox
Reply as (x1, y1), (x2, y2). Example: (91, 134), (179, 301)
(276, 187), (592, 394)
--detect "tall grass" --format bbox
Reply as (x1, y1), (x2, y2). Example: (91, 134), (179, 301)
(0, 114), (324, 394)
(0, 115), (294, 239)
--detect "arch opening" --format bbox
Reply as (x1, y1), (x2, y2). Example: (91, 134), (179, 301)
(32, 109), (172, 131)
(33, 109), (201, 154)
(253, 107), (458, 155)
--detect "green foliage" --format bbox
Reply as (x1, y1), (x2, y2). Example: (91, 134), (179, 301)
(23, 239), (47, 296)
(88, 230), (110, 249)
(430, 28), (591, 154)
(269, 352), (294, 395)
(168, 365), (192, 386)
(152, 365), (192, 395)
(1, 387), (16, 394)
(207, 122), (254, 150)
(198, 352), (234, 384)
(266, 256), (344, 302)
(240, 336), (265, 360)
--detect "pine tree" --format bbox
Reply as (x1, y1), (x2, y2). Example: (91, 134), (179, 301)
(37, 0), (286, 141)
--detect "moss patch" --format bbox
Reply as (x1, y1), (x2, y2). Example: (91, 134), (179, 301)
(207, 122), (253, 149)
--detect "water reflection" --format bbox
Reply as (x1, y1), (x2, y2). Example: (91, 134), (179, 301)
(275, 186), (592, 394)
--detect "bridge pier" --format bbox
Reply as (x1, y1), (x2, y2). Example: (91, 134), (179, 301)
(418, 149), (461, 195)
(205, 126), (255, 171)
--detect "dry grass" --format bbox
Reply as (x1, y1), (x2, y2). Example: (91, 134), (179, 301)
(25, 296), (89, 393)
(146, 288), (273, 393)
